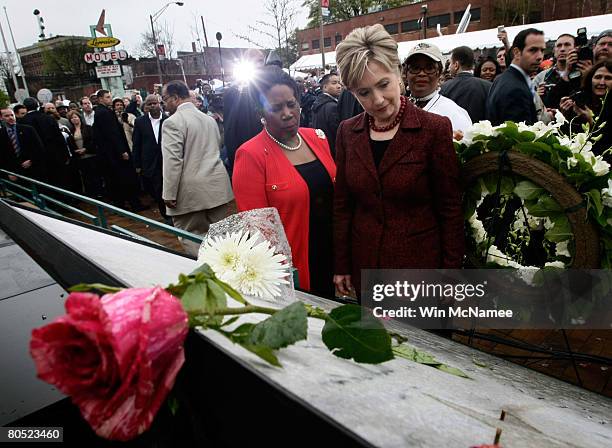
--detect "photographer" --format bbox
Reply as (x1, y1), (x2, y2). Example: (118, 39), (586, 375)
(533, 34), (579, 109)
(559, 60), (612, 159)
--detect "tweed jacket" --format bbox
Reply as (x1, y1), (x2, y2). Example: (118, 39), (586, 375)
(333, 104), (464, 292)
(162, 102), (233, 216)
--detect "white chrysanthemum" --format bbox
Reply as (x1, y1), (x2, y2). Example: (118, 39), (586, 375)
(198, 230), (290, 298)
(197, 231), (256, 283)
(556, 241), (571, 258)
(232, 238), (289, 298)
(601, 179), (612, 208)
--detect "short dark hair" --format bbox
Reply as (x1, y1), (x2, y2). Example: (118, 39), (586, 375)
(164, 80), (190, 99)
(253, 66), (300, 110)
(320, 73), (339, 87)
(97, 89), (110, 98)
(511, 28), (544, 53)
(474, 56), (502, 79)
(13, 104), (26, 114)
(556, 33), (576, 45)
(23, 97), (39, 111)
(112, 98), (124, 107)
(451, 46), (475, 69)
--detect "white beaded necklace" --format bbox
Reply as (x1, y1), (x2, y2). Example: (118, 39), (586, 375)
(265, 127), (302, 151)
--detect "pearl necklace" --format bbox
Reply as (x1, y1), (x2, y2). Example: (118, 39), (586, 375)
(265, 127), (302, 151)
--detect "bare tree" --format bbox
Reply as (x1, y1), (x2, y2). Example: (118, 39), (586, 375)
(136, 20), (176, 59)
(234, 0), (299, 67)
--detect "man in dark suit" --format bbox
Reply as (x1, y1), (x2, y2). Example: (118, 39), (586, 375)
(93, 89), (145, 211)
(310, 73), (343, 157)
(0, 108), (44, 181)
(133, 94), (167, 218)
(441, 46), (491, 123)
(486, 28), (546, 126)
(19, 97), (69, 187)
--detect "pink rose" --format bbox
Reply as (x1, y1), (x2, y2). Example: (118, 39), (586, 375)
(30, 287), (188, 441)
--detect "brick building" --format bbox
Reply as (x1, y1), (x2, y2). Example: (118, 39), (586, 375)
(297, 0), (611, 56)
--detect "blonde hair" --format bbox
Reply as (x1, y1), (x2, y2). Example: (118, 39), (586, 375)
(335, 24), (401, 90)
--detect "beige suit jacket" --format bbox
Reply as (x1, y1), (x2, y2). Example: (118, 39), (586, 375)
(162, 102), (233, 216)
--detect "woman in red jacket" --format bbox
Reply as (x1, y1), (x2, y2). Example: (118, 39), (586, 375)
(333, 24), (464, 300)
(233, 66), (337, 297)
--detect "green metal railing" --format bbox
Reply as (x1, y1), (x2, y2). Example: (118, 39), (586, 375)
(0, 169), (203, 248)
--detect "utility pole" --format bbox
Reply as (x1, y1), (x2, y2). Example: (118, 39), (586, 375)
(0, 18), (18, 93)
(4, 7), (28, 96)
(200, 16), (210, 80)
(216, 32), (224, 87)
(319, 2), (325, 69)
(150, 15), (163, 86)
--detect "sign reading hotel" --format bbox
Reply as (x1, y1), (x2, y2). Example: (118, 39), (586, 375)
(84, 50), (128, 63)
(95, 64), (122, 78)
(87, 36), (121, 48)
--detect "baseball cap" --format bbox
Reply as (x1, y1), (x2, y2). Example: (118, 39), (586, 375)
(595, 29), (612, 44)
(405, 42), (443, 63)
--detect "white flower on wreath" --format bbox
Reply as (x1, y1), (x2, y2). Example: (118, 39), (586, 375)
(461, 120), (499, 145)
(485, 245), (522, 268)
(554, 110), (568, 126)
(545, 261), (566, 268)
(198, 230), (289, 298)
(591, 156), (610, 177)
(602, 179), (612, 208)
(543, 217), (554, 230)
(556, 240), (571, 257)
(567, 156), (579, 169)
(468, 213), (487, 244)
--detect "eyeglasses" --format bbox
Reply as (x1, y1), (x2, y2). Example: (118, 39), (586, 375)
(405, 64), (438, 75)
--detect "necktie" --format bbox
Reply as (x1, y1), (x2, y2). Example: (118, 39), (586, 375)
(7, 126), (20, 158)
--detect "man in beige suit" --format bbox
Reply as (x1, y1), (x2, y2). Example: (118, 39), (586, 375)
(161, 80), (234, 255)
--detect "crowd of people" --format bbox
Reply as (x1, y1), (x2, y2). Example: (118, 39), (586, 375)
(1, 24), (610, 300)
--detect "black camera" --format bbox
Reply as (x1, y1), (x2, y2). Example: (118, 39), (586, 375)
(569, 28), (592, 79)
(569, 90), (588, 108)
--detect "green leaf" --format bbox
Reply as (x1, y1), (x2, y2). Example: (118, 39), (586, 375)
(219, 316), (241, 328)
(526, 195), (562, 217)
(181, 281), (208, 313)
(545, 216), (573, 243)
(513, 180), (544, 200)
(393, 345), (470, 378)
(587, 189), (604, 217)
(518, 130), (537, 142)
(215, 278), (246, 305)
(322, 305), (393, 364)
(68, 283), (122, 293)
(248, 302), (308, 349)
(189, 263), (215, 277)
(436, 364), (471, 378)
(240, 343), (282, 367)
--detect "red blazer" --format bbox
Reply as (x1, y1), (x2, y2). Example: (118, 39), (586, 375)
(233, 128), (337, 290)
(334, 104), (464, 294)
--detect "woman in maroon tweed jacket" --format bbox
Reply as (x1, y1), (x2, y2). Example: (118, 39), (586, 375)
(333, 24), (464, 299)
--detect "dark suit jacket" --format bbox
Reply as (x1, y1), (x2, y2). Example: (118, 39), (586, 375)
(132, 114), (165, 178)
(486, 65), (537, 125)
(334, 104), (464, 294)
(310, 93), (339, 157)
(19, 110), (68, 166)
(93, 105), (130, 166)
(440, 72), (492, 123)
(0, 124), (44, 178)
(67, 124), (95, 156)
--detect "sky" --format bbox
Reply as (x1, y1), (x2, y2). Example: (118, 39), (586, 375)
(1, 0), (310, 56)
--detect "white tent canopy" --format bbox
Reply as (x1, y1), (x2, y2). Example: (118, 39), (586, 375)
(290, 13), (612, 70)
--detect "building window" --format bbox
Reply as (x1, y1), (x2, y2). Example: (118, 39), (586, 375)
(427, 13), (451, 28)
(301, 42), (309, 50)
(454, 8), (481, 23)
(335, 34), (342, 44)
(324, 37), (331, 47)
(384, 23), (399, 35)
(312, 39), (320, 49)
(401, 19), (420, 32)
